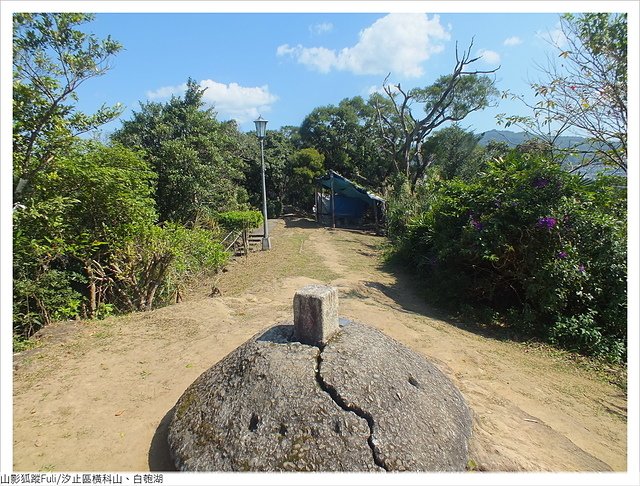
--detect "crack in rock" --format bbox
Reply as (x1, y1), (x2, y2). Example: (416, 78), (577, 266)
(315, 345), (389, 471)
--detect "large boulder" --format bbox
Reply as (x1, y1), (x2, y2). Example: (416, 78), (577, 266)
(168, 285), (473, 472)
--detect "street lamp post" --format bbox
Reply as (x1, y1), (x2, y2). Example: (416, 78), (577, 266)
(254, 115), (271, 250)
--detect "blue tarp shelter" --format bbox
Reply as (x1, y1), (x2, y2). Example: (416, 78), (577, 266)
(315, 170), (385, 228)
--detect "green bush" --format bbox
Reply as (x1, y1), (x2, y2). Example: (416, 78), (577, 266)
(109, 223), (229, 311)
(13, 196), (86, 337)
(12, 141), (231, 340)
(216, 210), (263, 232)
(13, 268), (84, 337)
(12, 142), (159, 338)
(160, 223), (230, 303)
(388, 152), (627, 362)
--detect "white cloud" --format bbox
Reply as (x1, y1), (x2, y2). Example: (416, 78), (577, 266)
(503, 36), (522, 46)
(145, 85), (178, 98)
(278, 44), (338, 73)
(537, 25), (568, 49)
(477, 49), (501, 65)
(147, 79), (278, 123)
(366, 85), (385, 96)
(277, 13), (450, 78)
(275, 44), (294, 57)
(310, 22), (333, 35)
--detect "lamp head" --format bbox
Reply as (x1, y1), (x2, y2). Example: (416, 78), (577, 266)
(254, 115), (268, 139)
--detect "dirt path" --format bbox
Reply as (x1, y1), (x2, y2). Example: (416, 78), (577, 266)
(13, 217), (627, 472)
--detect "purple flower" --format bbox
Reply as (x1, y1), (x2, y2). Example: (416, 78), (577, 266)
(532, 177), (550, 189)
(537, 217), (557, 229)
(468, 212), (484, 231)
(578, 264), (586, 273)
(557, 251), (568, 259)
(471, 218), (484, 231)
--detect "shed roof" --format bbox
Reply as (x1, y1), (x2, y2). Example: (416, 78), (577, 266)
(317, 170), (384, 204)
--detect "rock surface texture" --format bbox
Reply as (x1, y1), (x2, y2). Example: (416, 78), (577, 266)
(168, 319), (473, 472)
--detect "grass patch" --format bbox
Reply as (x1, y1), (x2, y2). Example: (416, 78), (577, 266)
(13, 335), (39, 353)
(92, 330), (113, 340)
(329, 231), (386, 273)
(516, 340), (627, 391)
(217, 223), (339, 296)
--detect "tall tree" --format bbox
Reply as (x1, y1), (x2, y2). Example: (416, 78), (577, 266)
(373, 40), (498, 190)
(299, 97), (390, 191)
(13, 141), (157, 333)
(299, 98), (362, 176)
(420, 125), (483, 181)
(243, 128), (296, 211)
(112, 79), (247, 223)
(13, 13), (123, 202)
(288, 148), (326, 209)
(540, 13), (626, 172)
(499, 13), (627, 172)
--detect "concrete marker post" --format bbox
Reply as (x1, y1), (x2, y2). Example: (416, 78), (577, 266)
(293, 285), (339, 346)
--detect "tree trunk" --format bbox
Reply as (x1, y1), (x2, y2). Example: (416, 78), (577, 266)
(85, 262), (97, 318)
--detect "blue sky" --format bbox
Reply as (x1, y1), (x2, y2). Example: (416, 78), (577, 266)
(65, 9), (589, 136)
(3, 2), (637, 138)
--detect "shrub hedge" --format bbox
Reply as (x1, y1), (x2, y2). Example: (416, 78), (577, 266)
(388, 152), (627, 362)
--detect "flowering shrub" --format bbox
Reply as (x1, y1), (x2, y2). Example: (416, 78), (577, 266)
(536, 216), (557, 229)
(389, 152), (627, 362)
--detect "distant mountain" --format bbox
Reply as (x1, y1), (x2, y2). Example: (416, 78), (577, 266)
(478, 129), (587, 149)
(477, 130), (624, 178)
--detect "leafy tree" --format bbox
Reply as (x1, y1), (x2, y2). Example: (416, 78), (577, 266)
(279, 125), (304, 149)
(300, 99), (359, 175)
(13, 141), (157, 333)
(112, 79), (247, 223)
(43, 142), (157, 238)
(243, 128), (296, 212)
(12, 19), (232, 342)
(44, 142), (158, 317)
(12, 13), (129, 337)
(288, 148), (326, 209)
(419, 125), (483, 181)
(299, 97), (390, 190)
(13, 139), (230, 333)
(13, 13), (123, 202)
(373, 41), (498, 190)
(498, 13), (627, 172)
